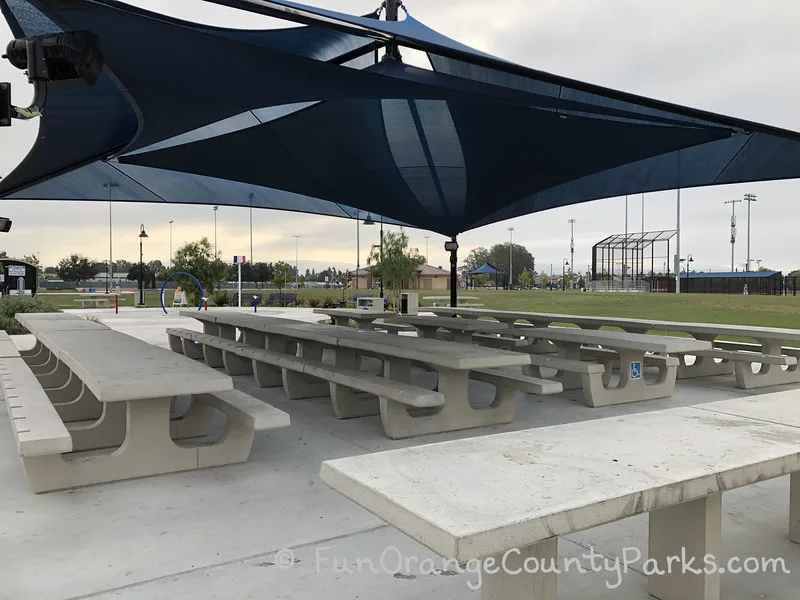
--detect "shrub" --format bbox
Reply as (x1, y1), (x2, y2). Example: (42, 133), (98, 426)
(0, 296), (61, 334)
(322, 298), (336, 309)
(212, 290), (231, 307)
(306, 297), (322, 308)
(295, 297), (306, 307)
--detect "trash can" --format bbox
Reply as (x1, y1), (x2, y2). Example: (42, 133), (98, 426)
(400, 292), (419, 315)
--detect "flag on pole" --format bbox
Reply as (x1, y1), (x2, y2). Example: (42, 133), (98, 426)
(233, 256), (246, 263)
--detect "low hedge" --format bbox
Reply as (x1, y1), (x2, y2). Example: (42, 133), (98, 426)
(0, 296), (61, 334)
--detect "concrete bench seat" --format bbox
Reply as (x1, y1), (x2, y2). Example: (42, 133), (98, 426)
(168, 327), (445, 412)
(321, 391), (800, 600)
(673, 343), (800, 388)
(372, 322), (415, 335)
(471, 367), (562, 396)
(0, 357), (72, 458)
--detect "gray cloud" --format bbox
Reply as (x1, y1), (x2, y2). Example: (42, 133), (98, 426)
(1, 0), (798, 273)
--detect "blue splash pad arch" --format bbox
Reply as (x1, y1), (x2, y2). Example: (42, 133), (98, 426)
(160, 272), (205, 315)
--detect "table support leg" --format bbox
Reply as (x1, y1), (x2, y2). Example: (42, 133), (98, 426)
(282, 341), (329, 399)
(21, 398), (209, 493)
(202, 344), (225, 368)
(791, 473), (800, 544)
(480, 539), (558, 600)
(329, 348), (379, 419)
(733, 340), (800, 389)
(19, 340), (44, 360)
(29, 350), (57, 374)
(181, 338), (205, 360)
(648, 494), (722, 600)
(37, 358), (71, 388)
(52, 382), (103, 422)
(168, 333), (184, 354)
(380, 365), (516, 439)
(222, 350), (252, 376)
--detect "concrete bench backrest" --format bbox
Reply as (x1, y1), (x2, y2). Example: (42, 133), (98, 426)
(321, 394), (800, 562)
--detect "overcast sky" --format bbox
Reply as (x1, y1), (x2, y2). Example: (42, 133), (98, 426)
(1, 0), (799, 274)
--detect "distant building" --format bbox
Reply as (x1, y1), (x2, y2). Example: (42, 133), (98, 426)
(346, 268), (373, 290)
(414, 265), (450, 291)
(346, 264), (451, 291)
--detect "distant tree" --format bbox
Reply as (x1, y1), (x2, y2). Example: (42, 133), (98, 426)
(487, 243), (535, 287)
(56, 254), (98, 282)
(168, 238), (228, 303)
(20, 254), (40, 269)
(367, 229), (425, 304)
(0, 251), (7, 258)
(758, 266), (775, 272)
(43, 266), (57, 275)
(127, 264), (159, 289)
(518, 267), (532, 289)
(251, 262), (275, 288)
(790, 269), (800, 278)
(537, 272), (550, 289)
(463, 247), (490, 275)
(272, 261), (293, 296)
(114, 259), (134, 274)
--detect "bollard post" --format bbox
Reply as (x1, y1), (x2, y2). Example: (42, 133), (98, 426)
(204, 298), (208, 311)
(253, 296), (259, 313)
(115, 293), (119, 315)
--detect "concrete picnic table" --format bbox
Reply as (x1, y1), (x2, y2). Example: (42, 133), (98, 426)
(518, 327), (711, 406)
(432, 308), (800, 386)
(16, 314), (237, 490)
(390, 314), (510, 344)
(320, 394), (800, 600)
(183, 312), (532, 437)
(313, 308), (395, 330)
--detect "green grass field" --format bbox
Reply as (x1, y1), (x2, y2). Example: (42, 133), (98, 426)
(36, 288), (800, 330)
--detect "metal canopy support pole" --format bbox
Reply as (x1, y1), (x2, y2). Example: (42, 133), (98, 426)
(624, 195), (628, 288)
(675, 189), (681, 294)
(379, 216), (384, 298)
(383, 0), (402, 60)
(356, 216), (360, 290)
(446, 236), (458, 309)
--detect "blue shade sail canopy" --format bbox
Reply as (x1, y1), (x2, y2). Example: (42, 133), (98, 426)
(470, 263), (504, 276)
(2, 0), (800, 236)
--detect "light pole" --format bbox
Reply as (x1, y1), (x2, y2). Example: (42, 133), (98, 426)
(675, 188), (681, 294)
(356, 213), (360, 290)
(292, 235), (302, 289)
(562, 259), (569, 291)
(679, 254), (694, 293)
(248, 193), (254, 263)
(213, 205), (219, 257)
(624, 195), (628, 286)
(424, 236), (430, 264)
(508, 227), (514, 290)
(363, 213), (377, 292)
(724, 199), (742, 272)
(169, 220), (174, 269)
(138, 224), (148, 307)
(568, 218), (575, 288)
(743, 193), (757, 271)
(103, 181), (119, 293)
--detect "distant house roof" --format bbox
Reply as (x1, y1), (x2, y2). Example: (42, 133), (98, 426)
(688, 271), (781, 279)
(347, 268), (371, 277)
(470, 263), (504, 276)
(418, 264), (450, 276)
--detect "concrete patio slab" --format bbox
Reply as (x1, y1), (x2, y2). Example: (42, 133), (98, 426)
(0, 308), (797, 600)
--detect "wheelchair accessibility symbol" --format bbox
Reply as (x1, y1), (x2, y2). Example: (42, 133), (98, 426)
(630, 361), (642, 380)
